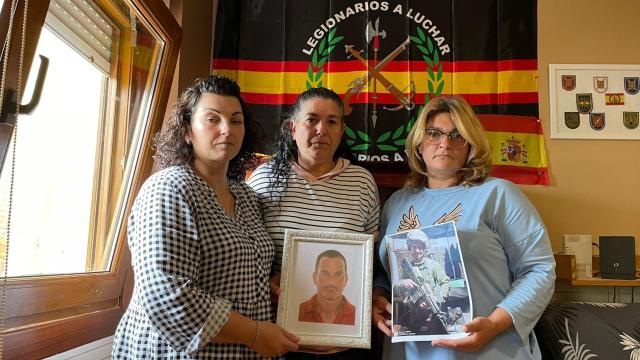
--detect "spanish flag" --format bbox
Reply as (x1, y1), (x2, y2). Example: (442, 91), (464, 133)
(213, 0), (549, 186)
(478, 114), (549, 186)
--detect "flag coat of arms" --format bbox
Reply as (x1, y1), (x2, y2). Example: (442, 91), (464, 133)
(213, 0), (549, 185)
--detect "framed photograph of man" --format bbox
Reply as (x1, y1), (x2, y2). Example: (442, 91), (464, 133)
(277, 229), (374, 348)
(386, 221), (472, 342)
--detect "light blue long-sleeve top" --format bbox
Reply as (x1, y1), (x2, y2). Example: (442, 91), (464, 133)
(374, 177), (555, 360)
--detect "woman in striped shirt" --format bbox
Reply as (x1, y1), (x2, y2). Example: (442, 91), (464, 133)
(247, 87), (380, 360)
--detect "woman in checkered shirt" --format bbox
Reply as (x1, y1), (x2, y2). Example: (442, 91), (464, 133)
(112, 76), (299, 359)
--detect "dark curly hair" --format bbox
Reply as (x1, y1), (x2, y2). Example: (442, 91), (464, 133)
(153, 75), (258, 181)
(268, 87), (354, 196)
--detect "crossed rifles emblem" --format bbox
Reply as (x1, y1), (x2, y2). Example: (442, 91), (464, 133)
(343, 36), (416, 126)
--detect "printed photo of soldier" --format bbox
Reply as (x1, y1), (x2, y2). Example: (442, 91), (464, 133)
(388, 225), (471, 339)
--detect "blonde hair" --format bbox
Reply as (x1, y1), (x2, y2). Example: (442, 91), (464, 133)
(405, 96), (492, 188)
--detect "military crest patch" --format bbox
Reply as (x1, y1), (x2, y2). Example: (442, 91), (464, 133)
(576, 93), (593, 114)
(605, 93), (624, 105)
(593, 77), (608, 93)
(623, 111), (639, 130)
(589, 113), (605, 131)
(561, 75), (576, 91)
(564, 112), (580, 129)
(624, 77), (639, 95)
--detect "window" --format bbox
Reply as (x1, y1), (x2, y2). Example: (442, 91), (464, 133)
(0, 0), (180, 357)
(0, 26), (108, 276)
(0, 0), (168, 276)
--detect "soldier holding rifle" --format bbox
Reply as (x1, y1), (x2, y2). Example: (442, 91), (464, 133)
(394, 229), (450, 335)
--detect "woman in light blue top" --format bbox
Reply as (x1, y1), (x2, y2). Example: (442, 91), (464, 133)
(372, 95), (555, 359)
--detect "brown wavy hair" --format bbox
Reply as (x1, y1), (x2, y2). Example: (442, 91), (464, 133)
(405, 95), (492, 188)
(152, 75), (258, 181)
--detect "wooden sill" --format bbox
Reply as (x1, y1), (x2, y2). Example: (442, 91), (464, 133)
(3, 306), (123, 360)
(554, 253), (640, 286)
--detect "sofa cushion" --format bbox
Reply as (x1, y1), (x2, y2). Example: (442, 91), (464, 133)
(534, 301), (640, 359)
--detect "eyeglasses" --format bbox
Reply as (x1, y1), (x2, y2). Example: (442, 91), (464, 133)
(424, 128), (468, 148)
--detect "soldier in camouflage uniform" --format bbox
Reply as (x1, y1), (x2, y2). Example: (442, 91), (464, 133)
(394, 229), (450, 335)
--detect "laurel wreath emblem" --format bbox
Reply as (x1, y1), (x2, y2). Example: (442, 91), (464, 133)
(305, 26), (444, 153)
(412, 27), (444, 97)
(384, 26), (445, 150)
(306, 28), (343, 89)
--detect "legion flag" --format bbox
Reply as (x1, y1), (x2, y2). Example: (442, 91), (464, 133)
(213, 0), (549, 185)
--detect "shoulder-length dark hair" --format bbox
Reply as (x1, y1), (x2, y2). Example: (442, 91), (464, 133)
(153, 75), (258, 181)
(268, 87), (354, 194)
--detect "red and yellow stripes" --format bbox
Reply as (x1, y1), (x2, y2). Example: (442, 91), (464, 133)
(477, 114), (549, 185)
(212, 59), (548, 186)
(212, 59), (538, 106)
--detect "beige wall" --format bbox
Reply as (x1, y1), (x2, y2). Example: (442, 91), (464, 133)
(527, 0), (640, 254)
(164, 0), (215, 129)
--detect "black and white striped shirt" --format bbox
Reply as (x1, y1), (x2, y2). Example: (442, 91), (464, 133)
(247, 162), (380, 272)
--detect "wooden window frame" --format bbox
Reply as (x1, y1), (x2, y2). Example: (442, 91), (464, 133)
(0, 0), (181, 358)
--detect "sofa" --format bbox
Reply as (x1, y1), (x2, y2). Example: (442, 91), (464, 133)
(534, 301), (640, 359)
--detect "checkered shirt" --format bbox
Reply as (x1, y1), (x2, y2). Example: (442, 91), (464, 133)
(112, 166), (277, 359)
